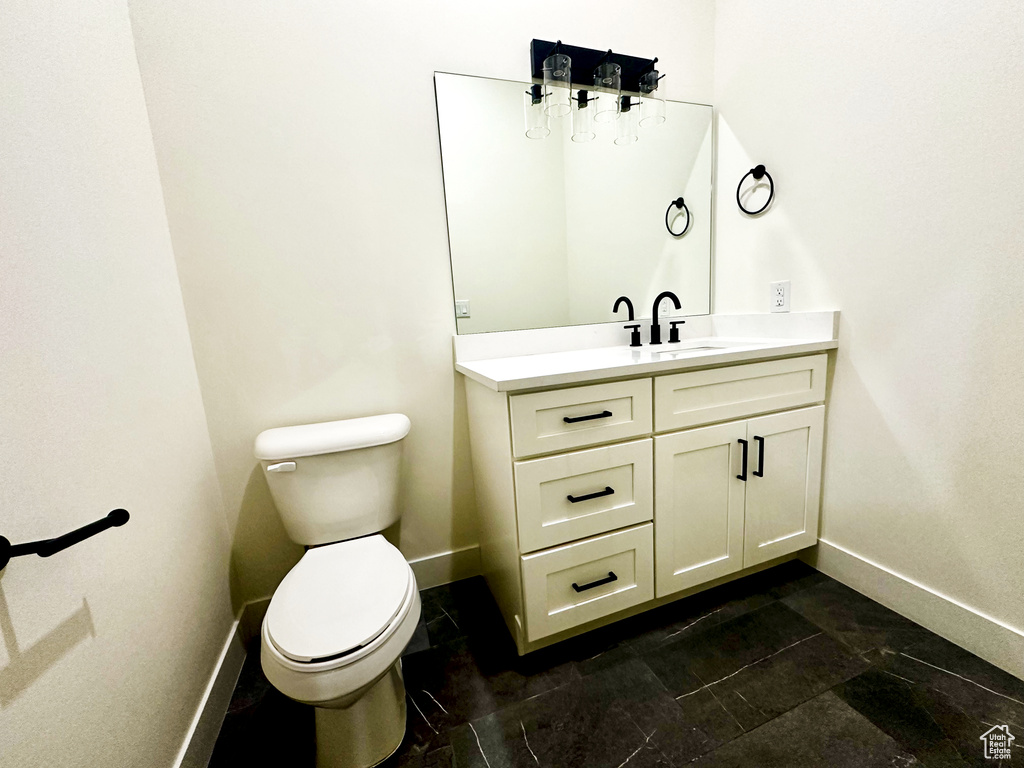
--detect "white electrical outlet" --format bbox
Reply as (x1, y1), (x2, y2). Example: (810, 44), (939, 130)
(455, 300), (471, 318)
(659, 302), (672, 317)
(770, 281), (791, 313)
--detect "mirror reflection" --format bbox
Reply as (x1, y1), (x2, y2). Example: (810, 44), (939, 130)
(435, 72), (713, 335)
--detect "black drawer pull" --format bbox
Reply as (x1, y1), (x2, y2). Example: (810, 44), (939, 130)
(737, 438), (748, 481)
(753, 435), (765, 477)
(567, 486), (614, 503)
(563, 410), (612, 424)
(572, 571), (617, 592)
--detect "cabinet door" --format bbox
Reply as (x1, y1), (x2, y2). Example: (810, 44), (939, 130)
(743, 406), (824, 567)
(654, 421), (747, 597)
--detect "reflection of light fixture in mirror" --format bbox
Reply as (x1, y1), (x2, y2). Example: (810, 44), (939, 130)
(542, 45), (572, 118)
(639, 63), (666, 128)
(523, 84), (550, 139)
(592, 57), (621, 124)
(614, 96), (638, 145)
(571, 89), (596, 143)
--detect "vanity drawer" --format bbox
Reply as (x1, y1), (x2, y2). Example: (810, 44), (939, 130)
(509, 379), (653, 458)
(521, 523), (653, 642)
(654, 354), (826, 432)
(514, 439), (653, 553)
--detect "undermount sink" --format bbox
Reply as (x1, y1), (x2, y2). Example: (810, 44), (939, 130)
(660, 344), (728, 352)
(652, 339), (762, 355)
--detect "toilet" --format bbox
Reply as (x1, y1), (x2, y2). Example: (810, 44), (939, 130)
(254, 413), (421, 768)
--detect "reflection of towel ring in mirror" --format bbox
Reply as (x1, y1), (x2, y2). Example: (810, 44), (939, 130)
(665, 197), (691, 237)
(736, 164), (774, 215)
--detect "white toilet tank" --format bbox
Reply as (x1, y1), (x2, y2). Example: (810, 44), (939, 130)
(254, 414), (411, 546)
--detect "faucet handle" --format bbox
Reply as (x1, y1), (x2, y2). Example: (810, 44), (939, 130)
(668, 319), (686, 344)
(623, 324), (643, 348)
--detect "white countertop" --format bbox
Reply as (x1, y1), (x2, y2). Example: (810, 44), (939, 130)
(453, 312), (840, 392)
(456, 336), (838, 392)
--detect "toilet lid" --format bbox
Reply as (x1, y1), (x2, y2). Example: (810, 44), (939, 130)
(265, 535), (411, 663)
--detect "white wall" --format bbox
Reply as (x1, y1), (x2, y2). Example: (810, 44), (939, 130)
(0, 2), (236, 766)
(127, 0), (716, 602)
(714, 0), (1024, 675)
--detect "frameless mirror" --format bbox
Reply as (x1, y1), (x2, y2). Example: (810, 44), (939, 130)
(435, 72), (713, 335)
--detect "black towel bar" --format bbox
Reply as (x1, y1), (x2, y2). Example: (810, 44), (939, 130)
(0, 509), (130, 570)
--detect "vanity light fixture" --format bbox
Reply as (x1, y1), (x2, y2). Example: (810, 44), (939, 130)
(542, 45), (572, 117)
(523, 84), (550, 139)
(592, 57), (622, 124)
(570, 89), (596, 142)
(639, 64), (666, 127)
(614, 96), (639, 145)
(527, 39), (666, 145)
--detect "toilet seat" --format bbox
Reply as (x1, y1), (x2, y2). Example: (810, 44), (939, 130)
(265, 535), (412, 664)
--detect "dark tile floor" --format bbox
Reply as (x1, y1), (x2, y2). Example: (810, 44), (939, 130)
(209, 562), (1024, 767)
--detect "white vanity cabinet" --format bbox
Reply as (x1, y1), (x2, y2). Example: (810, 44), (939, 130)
(654, 405), (824, 596)
(462, 352), (829, 655)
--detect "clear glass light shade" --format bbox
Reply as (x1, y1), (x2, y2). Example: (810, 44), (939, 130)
(614, 98), (638, 145)
(592, 62), (621, 124)
(640, 93), (666, 127)
(542, 53), (572, 118)
(523, 87), (550, 139)
(571, 90), (596, 143)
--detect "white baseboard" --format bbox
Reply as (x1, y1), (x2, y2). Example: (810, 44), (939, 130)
(409, 544), (481, 589)
(239, 597), (271, 644)
(173, 615), (247, 768)
(804, 539), (1024, 680)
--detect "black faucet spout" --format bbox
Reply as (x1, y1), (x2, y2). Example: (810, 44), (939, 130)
(612, 296), (635, 321)
(650, 291), (681, 345)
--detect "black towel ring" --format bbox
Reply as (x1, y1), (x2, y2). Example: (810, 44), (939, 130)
(665, 197), (691, 237)
(736, 165), (774, 215)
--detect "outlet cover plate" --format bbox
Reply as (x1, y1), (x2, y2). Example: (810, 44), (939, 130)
(770, 281), (791, 313)
(455, 300), (471, 318)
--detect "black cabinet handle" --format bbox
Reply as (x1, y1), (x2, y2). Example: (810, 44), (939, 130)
(572, 572), (617, 592)
(737, 439), (748, 481)
(567, 486), (614, 503)
(753, 435), (765, 477)
(563, 410), (612, 424)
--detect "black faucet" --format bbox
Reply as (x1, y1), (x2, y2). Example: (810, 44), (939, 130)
(612, 296), (635, 321)
(649, 291), (682, 345)
(613, 296), (642, 347)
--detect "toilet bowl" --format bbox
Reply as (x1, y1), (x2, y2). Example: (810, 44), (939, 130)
(254, 415), (420, 768)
